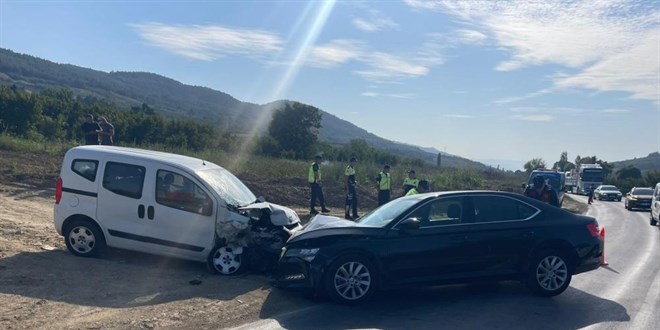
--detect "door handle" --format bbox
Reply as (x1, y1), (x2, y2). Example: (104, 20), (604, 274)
(138, 205), (145, 219)
(523, 231), (535, 238)
(147, 206), (155, 220)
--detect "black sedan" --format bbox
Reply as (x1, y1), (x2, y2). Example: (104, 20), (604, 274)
(276, 191), (603, 304)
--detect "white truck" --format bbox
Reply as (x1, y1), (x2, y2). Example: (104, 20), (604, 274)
(574, 164), (604, 195)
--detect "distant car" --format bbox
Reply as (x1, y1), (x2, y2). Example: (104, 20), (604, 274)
(594, 185), (622, 201)
(276, 191), (603, 304)
(625, 187), (653, 211)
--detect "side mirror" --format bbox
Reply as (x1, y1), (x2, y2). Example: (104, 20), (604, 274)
(257, 196), (266, 203)
(399, 218), (421, 231)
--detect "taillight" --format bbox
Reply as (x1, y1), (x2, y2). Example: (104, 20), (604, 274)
(55, 177), (63, 204)
(586, 223), (600, 237)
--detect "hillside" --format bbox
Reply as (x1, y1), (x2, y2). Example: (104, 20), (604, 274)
(0, 48), (487, 169)
(611, 152), (660, 174)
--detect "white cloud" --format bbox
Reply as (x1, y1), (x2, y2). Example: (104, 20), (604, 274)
(306, 39), (364, 68)
(352, 9), (399, 32)
(362, 92), (378, 97)
(356, 52), (430, 80)
(513, 114), (556, 122)
(442, 114), (474, 118)
(603, 108), (631, 114)
(453, 29), (487, 44)
(361, 91), (414, 99)
(406, 1), (660, 103)
(132, 23), (282, 61)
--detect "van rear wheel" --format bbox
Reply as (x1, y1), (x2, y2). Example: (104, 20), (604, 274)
(64, 219), (106, 257)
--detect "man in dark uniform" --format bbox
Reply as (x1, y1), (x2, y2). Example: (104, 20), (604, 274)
(98, 116), (115, 145)
(81, 114), (101, 145)
(524, 176), (559, 207)
(344, 157), (358, 219)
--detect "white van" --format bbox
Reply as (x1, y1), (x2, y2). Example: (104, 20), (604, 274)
(651, 182), (660, 227)
(54, 146), (300, 274)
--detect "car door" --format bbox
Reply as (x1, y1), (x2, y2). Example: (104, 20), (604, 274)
(97, 159), (151, 252)
(382, 196), (479, 285)
(466, 195), (540, 276)
(147, 167), (216, 260)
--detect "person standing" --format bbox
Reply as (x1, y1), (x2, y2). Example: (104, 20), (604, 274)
(98, 116), (115, 146)
(524, 176), (559, 207)
(405, 180), (430, 196)
(402, 169), (420, 196)
(308, 155), (330, 215)
(376, 164), (391, 206)
(344, 157), (358, 220)
(81, 114), (101, 145)
(587, 184), (596, 205)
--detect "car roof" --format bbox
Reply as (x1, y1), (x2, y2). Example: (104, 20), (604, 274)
(411, 190), (529, 199)
(66, 146), (221, 172)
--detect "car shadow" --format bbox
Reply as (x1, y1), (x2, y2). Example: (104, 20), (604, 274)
(0, 248), (269, 308)
(259, 282), (630, 330)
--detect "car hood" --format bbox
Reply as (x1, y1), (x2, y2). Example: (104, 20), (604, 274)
(288, 215), (381, 243)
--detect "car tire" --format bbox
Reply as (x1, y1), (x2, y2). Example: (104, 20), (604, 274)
(64, 219), (106, 257)
(526, 249), (573, 297)
(324, 254), (378, 305)
(651, 213), (658, 226)
(207, 245), (247, 276)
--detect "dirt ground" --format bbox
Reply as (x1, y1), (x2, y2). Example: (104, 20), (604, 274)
(0, 149), (586, 329)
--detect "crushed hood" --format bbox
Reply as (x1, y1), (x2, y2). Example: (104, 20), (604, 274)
(300, 215), (357, 233)
(239, 202), (300, 226)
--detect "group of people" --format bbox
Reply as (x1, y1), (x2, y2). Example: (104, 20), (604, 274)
(81, 114), (115, 145)
(308, 155), (430, 219)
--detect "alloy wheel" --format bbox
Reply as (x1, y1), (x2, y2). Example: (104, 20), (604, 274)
(536, 256), (568, 291)
(333, 261), (371, 301)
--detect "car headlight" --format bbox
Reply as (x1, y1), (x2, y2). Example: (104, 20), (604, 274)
(284, 248), (319, 262)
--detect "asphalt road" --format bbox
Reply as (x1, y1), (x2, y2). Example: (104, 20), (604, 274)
(234, 195), (660, 330)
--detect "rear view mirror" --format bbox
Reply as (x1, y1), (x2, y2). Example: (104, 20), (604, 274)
(399, 218), (420, 231)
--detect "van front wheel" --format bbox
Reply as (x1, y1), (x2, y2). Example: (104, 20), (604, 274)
(64, 219), (106, 257)
(207, 245), (247, 276)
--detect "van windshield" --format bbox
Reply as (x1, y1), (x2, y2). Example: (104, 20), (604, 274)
(197, 168), (256, 207)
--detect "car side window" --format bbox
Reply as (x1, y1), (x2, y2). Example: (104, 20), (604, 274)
(413, 197), (463, 227)
(156, 170), (212, 216)
(102, 162), (145, 199)
(472, 196), (537, 223)
(72, 159), (98, 182)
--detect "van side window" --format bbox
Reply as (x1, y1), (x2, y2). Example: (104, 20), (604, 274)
(103, 162), (145, 199)
(72, 159), (98, 182)
(156, 170), (212, 216)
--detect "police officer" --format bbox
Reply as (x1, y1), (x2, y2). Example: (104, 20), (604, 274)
(405, 179), (430, 196)
(308, 155), (330, 214)
(344, 157), (358, 219)
(376, 165), (391, 206)
(524, 176), (559, 207)
(402, 169), (420, 196)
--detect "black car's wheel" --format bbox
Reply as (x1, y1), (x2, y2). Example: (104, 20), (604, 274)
(526, 249), (572, 297)
(324, 254), (377, 304)
(64, 219), (106, 257)
(207, 245), (247, 276)
(651, 213), (658, 226)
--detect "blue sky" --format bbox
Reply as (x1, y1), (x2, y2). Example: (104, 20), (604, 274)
(1, 0), (659, 170)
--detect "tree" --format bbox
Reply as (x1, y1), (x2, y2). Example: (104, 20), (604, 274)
(553, 151), (574, 171)
(616, 166), (642, 181)
(524, 158), (546, 172)
(268, 102), (322, 159)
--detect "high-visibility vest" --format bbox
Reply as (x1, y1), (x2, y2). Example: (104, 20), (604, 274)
(403, 178), (419, 188)
(308, 162), (320, 183)
(345, 165), (355, 176)
(406, 188), (419, 196)
(378, 172), (391, 190)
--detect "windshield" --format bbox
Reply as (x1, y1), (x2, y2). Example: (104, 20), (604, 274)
(196, 168), (256, 207)
(356, 197), (421, 227)
(581, 170), (604, 182)
(632, 188), (653, 195)
(600, 185), (619, 191)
